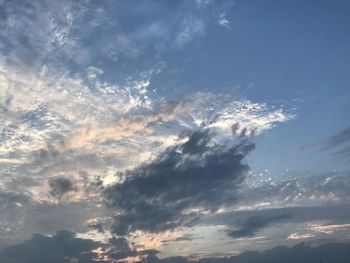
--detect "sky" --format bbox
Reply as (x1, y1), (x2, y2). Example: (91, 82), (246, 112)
(0, 0), (350, 262)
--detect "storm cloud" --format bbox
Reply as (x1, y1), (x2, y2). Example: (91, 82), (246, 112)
(104, 129), (255, 235)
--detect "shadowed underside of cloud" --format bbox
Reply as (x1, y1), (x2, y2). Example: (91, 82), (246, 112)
(3, 232), (350, 263)
(227, 214), (291, 238)
(0, 230), (160, 263)
(142, 242), (350, 263)
(0, 230), (100, 263)
(104, 129), (255, 236)
(48, 177), (75, 198)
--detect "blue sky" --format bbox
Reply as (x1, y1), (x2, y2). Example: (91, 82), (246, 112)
(0, 0), (350, 262)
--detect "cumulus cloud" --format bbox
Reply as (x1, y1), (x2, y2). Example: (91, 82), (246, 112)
(0, 1), (296, 257)
(104, 129), (255, 236)
(0, 53), (290, 252)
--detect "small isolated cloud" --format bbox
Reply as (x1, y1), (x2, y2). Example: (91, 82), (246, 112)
(218, 13), (231, 29)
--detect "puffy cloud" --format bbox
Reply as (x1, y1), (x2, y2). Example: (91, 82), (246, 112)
(0, 53), (290, 252)
(104, 129), (255, 236)
(218, 13), (231, 29)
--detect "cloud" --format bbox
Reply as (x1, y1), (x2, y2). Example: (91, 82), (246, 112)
(227, 215), (290, 238)
(0, 0), (234, 73)
(207, 205), (350, 226)
(325, 127), (350, 161)
(140, 242), (350, 263)
(106, 237), (158, 262)
(0, 230), (101, 263)
(48, 177), (75, 199)
(0, 54), (290, 252)
(104, 129), (255, 236)
(288, 223), (350, 240)
(175, 17), (205, 48)
(300, 127), (350, 160)
(236, 170), (350, 209)
(0, 230), (161, 263)
(325, 127), (350, 149)
(334, 145), (350, 160)
(218, 13), (231, 29)
(62, 100), (188, 151)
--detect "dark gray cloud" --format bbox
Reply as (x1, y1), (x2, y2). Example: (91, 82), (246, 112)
(105, 129), (254, 235)
(48, 177), (74, 198)
(110, 237), (136, 260)
(0, 230), (101, 263)
(106, 237), (159, 261)
(227, 214), (290, 238)
(141, 242), (350, 263)
(0, 198), (109, 250)
(0, 231), (159, 263)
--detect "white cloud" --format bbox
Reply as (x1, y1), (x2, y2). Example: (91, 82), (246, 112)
(175, 17), (205, 47)
(218, 13), (231, 29)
